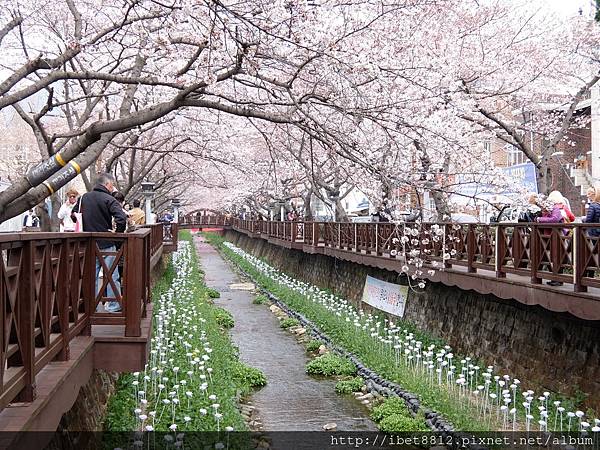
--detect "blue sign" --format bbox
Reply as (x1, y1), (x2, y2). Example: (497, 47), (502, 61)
(502, 162), (538, 194)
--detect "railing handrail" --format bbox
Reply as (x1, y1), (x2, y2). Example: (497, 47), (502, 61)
(0, 229), (153, 243)
(182, 216), (600, 295)
(0, 225), (170, 411)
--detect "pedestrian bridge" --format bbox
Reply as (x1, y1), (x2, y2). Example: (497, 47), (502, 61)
(182, 214), (600, 321)
(0, 223), (178, 434)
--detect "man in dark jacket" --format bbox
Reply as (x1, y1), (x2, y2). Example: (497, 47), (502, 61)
(74, 173), (127, 312)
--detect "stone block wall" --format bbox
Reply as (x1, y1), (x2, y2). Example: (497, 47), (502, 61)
(225, 230), (600, 411)
(45, 370), (118, 450)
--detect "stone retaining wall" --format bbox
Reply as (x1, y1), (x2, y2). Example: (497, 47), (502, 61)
(224, 230), (600, 411)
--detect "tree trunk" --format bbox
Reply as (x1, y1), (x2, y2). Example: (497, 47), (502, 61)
(537, 159), (549, 194)
(335, 199), (349, 222)
(50, 194), (61, 231)
(431, 190), (451, 222)
(35, 203), (51, 232)
(303, 190), (313, 221)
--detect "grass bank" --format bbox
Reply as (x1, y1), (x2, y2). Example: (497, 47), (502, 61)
(104, 231), (265, 432)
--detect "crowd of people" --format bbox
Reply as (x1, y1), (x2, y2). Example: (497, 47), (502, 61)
(513, 188), (600, 286)
(21, 181), (600, 297)
(519, 188), (600, 232)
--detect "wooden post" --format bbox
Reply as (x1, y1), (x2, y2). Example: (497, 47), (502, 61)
(338, 223), (341, 249)
(375, 223), (379, 255)
(172, 223), (179, 251)
(125, 235), (142, 337)
(495, 226), (506, 278)
(574, 226), (587, 292)
(530, 224), (541, 284)
(16, 240), (35, 402)
(467, 224), (476, 273)
(354, 223), (358, 252)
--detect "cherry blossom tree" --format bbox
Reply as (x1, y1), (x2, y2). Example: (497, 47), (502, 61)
(1, 0), (599, 225)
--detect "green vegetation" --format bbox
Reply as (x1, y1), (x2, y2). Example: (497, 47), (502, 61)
(335, 377), (364, 394)
(279, 317), (300, 328)
(306, 340), (324, 352)
(231, 361), (267, 396)
(214, 307), (235, 328)
(253, 294), (268, 305)
(379, 413), (428, 432)
(371, 397), (429, 432)
(104, 258), (176, 432)
(306, 353), (356, 377)
(204, 232), (487, 430)
(104, 231), (265, 432)
(207, 287), (221, 298)
(104, 373), (137, 431)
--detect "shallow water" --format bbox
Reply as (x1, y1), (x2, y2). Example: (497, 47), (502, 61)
(194, 237), (377, 432)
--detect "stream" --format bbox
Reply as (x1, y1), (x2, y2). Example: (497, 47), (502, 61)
(194, 236), (377, 433)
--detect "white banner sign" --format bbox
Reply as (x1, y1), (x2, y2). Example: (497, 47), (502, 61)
(361, 275), (408, 317)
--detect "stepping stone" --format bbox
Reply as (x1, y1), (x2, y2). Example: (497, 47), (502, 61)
(229, 282), (255, 290)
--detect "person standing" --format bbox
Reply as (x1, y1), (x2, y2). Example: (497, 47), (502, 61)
(583, 187), (600, 237)
(536, 190), (574, 286)
(73, 173), (127, 312)
(22, 209), (39, 229)
(129, 199), (146, 226)
(519, 193), (542, 222)
(584, 186), (596, 217)
(57, 189), (79, 231)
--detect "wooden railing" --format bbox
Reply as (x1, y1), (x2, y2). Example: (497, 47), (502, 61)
(161, 222), (179, 248)
(0, 225), (174, 412)
(180, 214), (231, 226)
(141, 224), (164, 256)
(89, 230), (152, 336)
(186, 216), (600, 294)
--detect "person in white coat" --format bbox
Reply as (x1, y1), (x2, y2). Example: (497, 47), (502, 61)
(57, 188), (80, 232)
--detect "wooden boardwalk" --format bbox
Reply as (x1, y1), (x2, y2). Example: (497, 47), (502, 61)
(0, 223), (178, 442)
